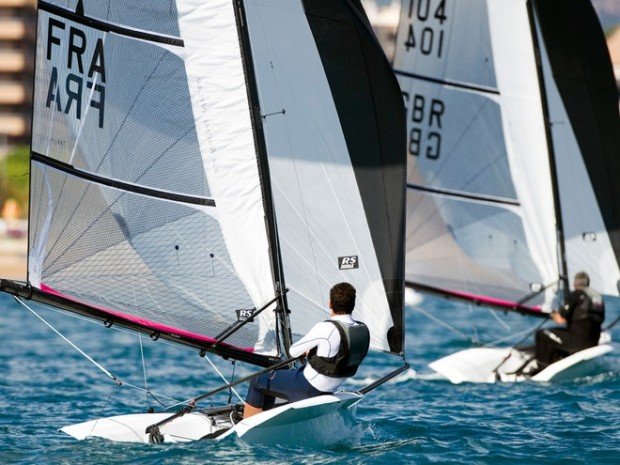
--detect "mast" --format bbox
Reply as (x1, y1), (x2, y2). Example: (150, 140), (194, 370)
(233, 0), (293, 356)
(527, 0), (570, 302)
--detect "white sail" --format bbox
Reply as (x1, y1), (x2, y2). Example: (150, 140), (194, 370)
(243, 0), (406, 353)
(393, 0), (620, 311)
(530, 1), (620, 297)
(22, 0), (407, 360)
(29, 0), (277, 357)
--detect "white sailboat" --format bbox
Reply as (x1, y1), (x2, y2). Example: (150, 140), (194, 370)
(0, 0), (409, 443)
(393, 0), (620, 383)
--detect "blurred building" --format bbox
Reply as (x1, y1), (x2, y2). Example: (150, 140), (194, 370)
(0, 0), (35, 146)
(362, 0), (400, 61)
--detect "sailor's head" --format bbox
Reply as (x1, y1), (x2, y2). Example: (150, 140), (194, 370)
(573, 271), (590, 289)
(329, 282), (356, 315)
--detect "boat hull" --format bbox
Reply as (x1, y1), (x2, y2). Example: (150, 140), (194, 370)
(60, 392), (362, 445)
(428, 333), (613, 384)
(221, 392), (362, 446)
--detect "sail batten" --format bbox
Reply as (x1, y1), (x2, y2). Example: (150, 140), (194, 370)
(394, 69), (500, 96)
(407, 183), (521, 207)
(31, 153), (217, 207)
(39, 1), (185, 46)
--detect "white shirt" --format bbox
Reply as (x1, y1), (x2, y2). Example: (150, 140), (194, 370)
(288, 314), (359, 392)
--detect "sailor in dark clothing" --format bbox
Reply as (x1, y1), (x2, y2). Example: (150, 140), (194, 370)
(535, 271), (605, 368)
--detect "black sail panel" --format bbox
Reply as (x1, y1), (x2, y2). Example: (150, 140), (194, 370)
(241, 0), (406, 354)
(302, 0), (407, 353)
(533, 0), (620, 294)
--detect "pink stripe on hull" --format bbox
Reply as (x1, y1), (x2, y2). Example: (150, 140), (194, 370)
(39, 283), (255, 352)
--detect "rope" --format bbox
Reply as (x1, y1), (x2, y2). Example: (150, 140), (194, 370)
(15, 296), (121, 385)
(204, 356), (244, 405)
(227, 361), (236, 405)
(604, 315), (620, 331)
(483, 319), (549, 347)
(139, 334), (149, 404)
(14, 296), (182, 406)
(412, 304), (483, 345)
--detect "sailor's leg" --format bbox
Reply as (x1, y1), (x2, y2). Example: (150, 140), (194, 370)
(243, 367), (324, 419)
(243, 372), (274, 419)
(243, 403), (263, 419)
(535, 328), (569, 365)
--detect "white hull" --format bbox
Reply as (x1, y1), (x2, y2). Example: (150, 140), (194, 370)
(61, 392), (362, 445)
(429, 333), (613, 384)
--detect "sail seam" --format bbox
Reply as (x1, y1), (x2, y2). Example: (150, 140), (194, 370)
(38, 1), (184, 47)
(31, 152), (216, 207)
(407, 183), (520, 207)
(394, 69), (500, 95)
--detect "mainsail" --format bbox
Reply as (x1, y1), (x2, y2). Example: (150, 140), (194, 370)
(393, 0), (620, 314)
(1, 0), (406, 368)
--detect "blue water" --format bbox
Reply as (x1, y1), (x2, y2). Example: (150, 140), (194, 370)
(0, 292), (618, 464)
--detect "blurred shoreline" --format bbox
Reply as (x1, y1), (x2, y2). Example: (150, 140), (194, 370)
(0, 237), (27, 281)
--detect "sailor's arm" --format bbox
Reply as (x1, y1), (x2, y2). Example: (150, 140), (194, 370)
(552, 292), (577, 324)
(288, 322), (333, 358)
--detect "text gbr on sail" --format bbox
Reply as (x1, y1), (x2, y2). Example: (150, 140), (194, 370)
(45, 17), (106, 129)
(403, 92), (444, 160)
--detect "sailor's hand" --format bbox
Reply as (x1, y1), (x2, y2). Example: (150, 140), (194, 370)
(551, 311), (566, 324)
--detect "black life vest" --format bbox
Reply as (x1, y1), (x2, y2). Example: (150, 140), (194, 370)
(571, 287), (605, 325)
(308, 320), (370, 378)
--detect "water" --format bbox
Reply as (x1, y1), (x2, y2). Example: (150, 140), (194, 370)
(0, 292), (618, 464)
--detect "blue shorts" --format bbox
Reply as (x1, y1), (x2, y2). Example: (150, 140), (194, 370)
(245, 366), (327, 409)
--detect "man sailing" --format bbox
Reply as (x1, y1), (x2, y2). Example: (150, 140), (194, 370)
(243, 282), (370, 419)
(534, 271), (605, 370)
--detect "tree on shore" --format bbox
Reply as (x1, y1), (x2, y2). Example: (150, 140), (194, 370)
(0, 146), (29, 219)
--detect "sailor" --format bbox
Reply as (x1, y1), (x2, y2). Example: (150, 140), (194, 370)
(243, 282), (370, 419)
(534, 271), (605, 369)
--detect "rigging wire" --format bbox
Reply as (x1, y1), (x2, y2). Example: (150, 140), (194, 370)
(203, 356), (244, 405)
(139, 333), (149, 405)
(411, 304), (483, 345)
(413, 302), (550, 348)
(15, 296), (121, 386)
(227, 361), (236, 405)
(14, 296), (182, 406)
(482, 318), (549, 347)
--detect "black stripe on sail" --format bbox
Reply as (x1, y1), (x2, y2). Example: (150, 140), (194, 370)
(31, 152), (216, 207)
(532, 0), (620, 270)
(407, 183), (520, 207)
(394, 69), (500, 96)
(302, 0), (406, 353)
(38, 1), (184, 47)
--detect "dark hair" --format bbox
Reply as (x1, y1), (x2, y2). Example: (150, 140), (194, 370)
(330, 282), (356, 315)
(574, 271), (590, 288)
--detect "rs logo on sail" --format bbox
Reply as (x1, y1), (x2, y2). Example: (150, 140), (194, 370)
(45, 17), (106, 128)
